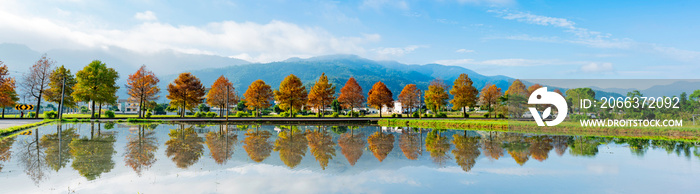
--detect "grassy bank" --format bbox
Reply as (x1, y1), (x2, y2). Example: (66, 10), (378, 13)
(379, 118), (700, 141)
(0, 120), (54, 137)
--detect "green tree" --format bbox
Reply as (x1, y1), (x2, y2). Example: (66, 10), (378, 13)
(44, 65), (77, 115)
(73, 60), (120, 119)
(424, 79), (449, 113)
(70, 124), (117, 180)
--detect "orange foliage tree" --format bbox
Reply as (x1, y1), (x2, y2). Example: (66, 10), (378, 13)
(206, 76), (239, 117)
(274, 127), (307, 169)
(479, 84), (502, 115)
(275, 74), (307, 116)
(306, 128), (336, 170)
(424, 79), (449, 113)
(399, 130), (422, 160)
(165, 126), (204, 169)
(367, 81), (393, 117)
(337, 77), (365, 112)
(205, 130), (238, 165)
(504, 79), (527, 97)
(0, 62), (18, 118)
(243, 79), (274, 117)
(367, 131), (394, 162)
(398, 84), (421, 117)
(337, 129), (365, 166)
(527, 84), (543, 97)
(307, 73), (336, 116)
(450, 73), (478, 117)
(166, 73), (205, 118)
(126, 65), (160, 118)
(243, 129), (273, 163)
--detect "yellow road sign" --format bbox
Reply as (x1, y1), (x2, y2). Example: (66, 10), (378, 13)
(19, 130), (32, 135)
(14, 104), (34, 110)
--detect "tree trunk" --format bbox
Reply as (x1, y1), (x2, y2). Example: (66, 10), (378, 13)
(463, 107), (467, 118)
(138, 98), (143, 118)
(98, 102), (102, 118)
(35, 90), (43, 118)
(2, 108), (4, 118)
(91, 100), (96, 119)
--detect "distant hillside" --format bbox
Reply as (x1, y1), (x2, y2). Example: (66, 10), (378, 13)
(161, 55), (515, 99)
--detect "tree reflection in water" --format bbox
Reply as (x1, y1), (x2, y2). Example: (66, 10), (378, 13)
(19, 127), (49, 185)
(165, 125), (204, 169)
(274, 126), (307, 168)
(0, 136), (16, 172)
(502, 135), (531, 166)
(452, 131), (480, 172)
(70, 122), (117, 181)
(306, 126), (336, 170)
(243, 126), (273, 163)
(124, 124), (158, 175)
(569, 136), (601, 157)
(426, 129), (451, 167)
(399, 128), (422, 160)
(337, 126), (365, 166)
(481, 131), (504, 161)
(367, 130), (395, 162)
(40, 125), (79, 172)
(206, 124), (238, 165)
(529, 136), (553, 162)
(552, 136), (571, 156)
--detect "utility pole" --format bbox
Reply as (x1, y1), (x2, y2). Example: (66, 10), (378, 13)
(58, 76), (66, 119)
(226, 85), (229, 121)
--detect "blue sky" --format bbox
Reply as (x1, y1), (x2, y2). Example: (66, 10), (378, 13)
(1, 0), (699, 79)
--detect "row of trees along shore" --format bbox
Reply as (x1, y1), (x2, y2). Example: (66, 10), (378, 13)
(3, 55), (700, 119)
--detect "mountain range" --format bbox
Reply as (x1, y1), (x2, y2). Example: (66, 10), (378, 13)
(3, 43), (696, 103)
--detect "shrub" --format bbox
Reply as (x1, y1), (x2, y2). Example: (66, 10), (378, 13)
(94, 112), (100, 118)
(497, 113), (505, 118)
(435, 113), (447, 118)
(348, 111), (360, 118)
(105, 110), (115, 118)
(462, 112), (469, 118)
(194, 112), (204, 117)
(391, 113), (397, 118)
(206, 112), (217, 118)
(145, 110), (152, 118)
(331, 112), (339, 118)
(422, 113), (429, 118)
(397, 114), (402, 118)
(483, 113), (490, 118)
(236, 111), (249, 117)
(412, 112), (419, 118)
(317, 112), (323, 117)
(279, 112), (289, 117)
(44, 111), (58, 119)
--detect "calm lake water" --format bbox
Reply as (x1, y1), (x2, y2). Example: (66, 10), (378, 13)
(0, 123), (698, 193)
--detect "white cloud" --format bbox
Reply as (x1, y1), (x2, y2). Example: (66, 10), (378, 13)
(0, 10), (380, 63)
(489, 10), (633, 49)
(134, 11), (157, 21)
(372, 45), (424, 56)
(580, 62), (614, 73)
(455, 49), (475, 53)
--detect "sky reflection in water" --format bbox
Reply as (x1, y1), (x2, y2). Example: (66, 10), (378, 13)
(0, 123), (698, 193)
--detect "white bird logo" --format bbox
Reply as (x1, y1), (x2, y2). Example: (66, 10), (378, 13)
(527, 87), (568, 126)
